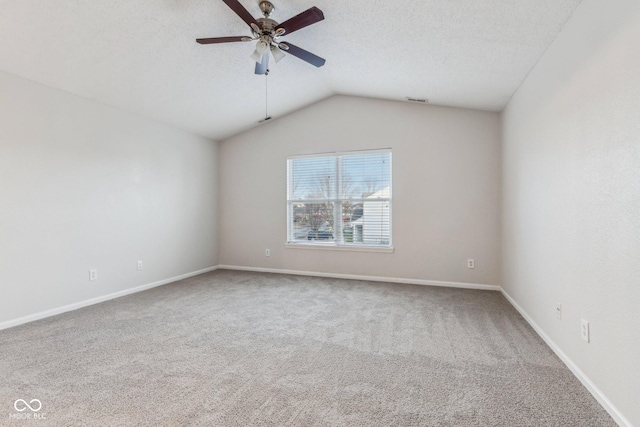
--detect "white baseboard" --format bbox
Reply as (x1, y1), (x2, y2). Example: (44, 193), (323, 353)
(218, 265), (500, 291)
(500, 289), (631, 427)
(0, 266), (219, 331)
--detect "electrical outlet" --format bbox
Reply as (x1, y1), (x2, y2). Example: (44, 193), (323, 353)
(467, 259), (475, 269)
(556, 303), (562, 320)
(581, 319), (590, 343)
(265, 249), (271, 257)
(89, 269), (98, 281)
(137, 260), (143, 271)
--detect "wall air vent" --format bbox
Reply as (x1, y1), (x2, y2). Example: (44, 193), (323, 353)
(405, 97), (428, 103)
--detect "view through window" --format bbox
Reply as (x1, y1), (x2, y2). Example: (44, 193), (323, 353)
(287, 150), (392, 248)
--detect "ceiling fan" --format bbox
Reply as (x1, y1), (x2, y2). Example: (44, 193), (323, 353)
(196, 0), (325, 75)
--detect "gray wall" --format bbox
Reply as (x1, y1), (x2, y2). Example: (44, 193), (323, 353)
(219, 95), (502, 286)
(501, 0), (640, 424)
(0, 70), (219, 325)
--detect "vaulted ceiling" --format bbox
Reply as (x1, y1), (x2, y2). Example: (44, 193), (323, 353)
(0, 0), (582, 140)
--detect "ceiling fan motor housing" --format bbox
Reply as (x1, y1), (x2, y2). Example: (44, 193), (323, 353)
(257, 18), (279, 35)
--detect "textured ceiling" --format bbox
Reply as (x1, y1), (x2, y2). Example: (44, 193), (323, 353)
(0, 0), (582, 140)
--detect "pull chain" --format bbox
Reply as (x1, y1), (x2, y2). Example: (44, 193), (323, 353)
(265, 73), (268, 120)
(259, 71), (271, 123)
(258, 67), (271, 123)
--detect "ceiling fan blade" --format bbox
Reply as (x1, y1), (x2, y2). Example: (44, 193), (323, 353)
(221, 0), (258, 28)
(276, 6), (324, 35)
(255, 54), (269, 75)
(196, 36), (249, 44)
(280, 43), (325, 67)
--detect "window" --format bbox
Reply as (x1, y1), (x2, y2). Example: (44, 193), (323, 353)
(287, 150), (392, 250)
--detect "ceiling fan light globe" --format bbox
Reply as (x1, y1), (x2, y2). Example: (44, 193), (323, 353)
(271, 45), (286, 63)
(256, 40), (270, 55)
(250, 49), (263, 62)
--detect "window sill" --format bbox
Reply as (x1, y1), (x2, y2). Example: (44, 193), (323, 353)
(285, 243), (394, 253)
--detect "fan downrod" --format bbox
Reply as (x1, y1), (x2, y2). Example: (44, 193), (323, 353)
(259, 1), (274, 18)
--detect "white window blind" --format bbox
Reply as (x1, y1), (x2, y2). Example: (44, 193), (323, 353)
(287, 150), (392, 248)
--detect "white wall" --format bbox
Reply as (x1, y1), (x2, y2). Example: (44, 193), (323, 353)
(219, 96), (501, 286)
(0, 70), (219, 326)
(501, 0), (640, 424)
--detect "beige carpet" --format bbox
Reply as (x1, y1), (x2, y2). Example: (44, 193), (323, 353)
(0, 270), (614, 426)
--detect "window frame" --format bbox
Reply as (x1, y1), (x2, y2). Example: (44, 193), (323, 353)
(286, 149), (393, 253)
